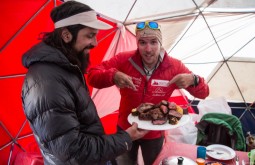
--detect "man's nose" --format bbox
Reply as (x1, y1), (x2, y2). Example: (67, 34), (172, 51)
(92, 37), (98, 47)
(145, 43), (152, 51)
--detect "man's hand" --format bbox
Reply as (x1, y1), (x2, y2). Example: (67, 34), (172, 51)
(125, 122), (148, 141)
(168, 73), (194, 88)
(114, 71), (137, 90)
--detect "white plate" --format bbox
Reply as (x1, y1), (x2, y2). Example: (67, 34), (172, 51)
(206, 144), (236, 160)
(127, 114), (191, 130)
(159, 156), (196, 165)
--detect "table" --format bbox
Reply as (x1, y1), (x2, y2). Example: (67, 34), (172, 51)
(153, 141), (249, 165)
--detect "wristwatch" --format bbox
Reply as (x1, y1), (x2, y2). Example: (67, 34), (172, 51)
(193, 74), (199, 87)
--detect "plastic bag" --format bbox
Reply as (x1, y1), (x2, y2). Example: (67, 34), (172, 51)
(165, 114), (199, 144)
(197, 97), (232, 122)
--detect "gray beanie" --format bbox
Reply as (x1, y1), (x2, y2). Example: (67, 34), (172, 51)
(136, 26), (162, 45)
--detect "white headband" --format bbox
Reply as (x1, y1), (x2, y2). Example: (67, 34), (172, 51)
(54, 10), (112, 30)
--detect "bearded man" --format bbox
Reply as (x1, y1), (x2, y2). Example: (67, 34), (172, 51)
(21, 1), (147, 165)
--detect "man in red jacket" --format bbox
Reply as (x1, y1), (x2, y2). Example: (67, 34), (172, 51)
(88, 21), (209, 165)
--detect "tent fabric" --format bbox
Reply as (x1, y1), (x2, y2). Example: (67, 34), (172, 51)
(1, 0), (255, 164)
(79, 0), (255, 103)
(0, 1), (61, 164)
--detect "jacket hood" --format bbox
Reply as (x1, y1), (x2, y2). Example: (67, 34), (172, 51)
(22, 42), (70, 68)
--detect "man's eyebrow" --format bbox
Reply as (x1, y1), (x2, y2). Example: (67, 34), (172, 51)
(88, 32), (97, 36)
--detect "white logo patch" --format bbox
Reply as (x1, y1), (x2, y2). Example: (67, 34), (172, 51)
(151, 79), (169, 87)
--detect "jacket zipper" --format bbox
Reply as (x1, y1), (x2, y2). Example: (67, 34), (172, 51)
(142, 77), (148, 102)
(71, 64), (86, 87)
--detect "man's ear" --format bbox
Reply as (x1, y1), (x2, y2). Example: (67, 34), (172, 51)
(61, 28), (72, 43)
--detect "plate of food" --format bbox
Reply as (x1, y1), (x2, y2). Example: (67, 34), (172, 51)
(206, 144), (236, 160)
(127, 101), (191, 130)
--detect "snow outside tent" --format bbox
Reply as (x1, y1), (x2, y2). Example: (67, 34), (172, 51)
(1, 0), (255, 164)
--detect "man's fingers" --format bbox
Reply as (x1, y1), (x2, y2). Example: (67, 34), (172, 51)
(114, 71), (137, 90)
(168, 75), (179, 86)
(132, 122), (147, 132)
(125, 77), (137, 90)
(168, 73), (194, 88)
(132, 122), (138, 128)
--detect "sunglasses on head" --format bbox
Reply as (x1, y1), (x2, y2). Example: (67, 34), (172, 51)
(136, 21), (160, 31)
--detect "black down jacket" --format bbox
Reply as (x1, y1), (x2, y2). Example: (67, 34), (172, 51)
(21, 42), (132, 165)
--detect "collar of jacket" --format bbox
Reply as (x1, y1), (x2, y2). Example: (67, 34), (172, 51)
(22, 42), (71, 69)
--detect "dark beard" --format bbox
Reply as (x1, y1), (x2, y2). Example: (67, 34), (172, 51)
(78, 44), (95, 73)
(77, 51), (90, 73)
(68, 45), (94, 74)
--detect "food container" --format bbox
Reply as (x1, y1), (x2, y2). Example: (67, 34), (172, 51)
(196, 158), (205, 165)
(161, 156), (196, 165)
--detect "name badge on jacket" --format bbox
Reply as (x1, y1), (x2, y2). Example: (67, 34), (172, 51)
(151, 79), (169, 87)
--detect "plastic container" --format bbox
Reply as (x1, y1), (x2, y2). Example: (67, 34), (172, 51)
(249, 149), (255, 165)
(196, 158), (205, 165)
(197, 146), (206, 159)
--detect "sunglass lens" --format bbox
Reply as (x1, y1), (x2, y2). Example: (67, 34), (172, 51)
(136, 22), (146, 29)
(148, 22), (158, 29)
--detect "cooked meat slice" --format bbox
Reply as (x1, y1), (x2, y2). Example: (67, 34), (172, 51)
(152, 118), (168, 125)
(150, 108), (165, 120)
(160, 105), (169, 115)
(168, 110), (182, 120)
(161, 100), (169, 106)
(168, 102), (177, 110)
(138, 112), (151, 120)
